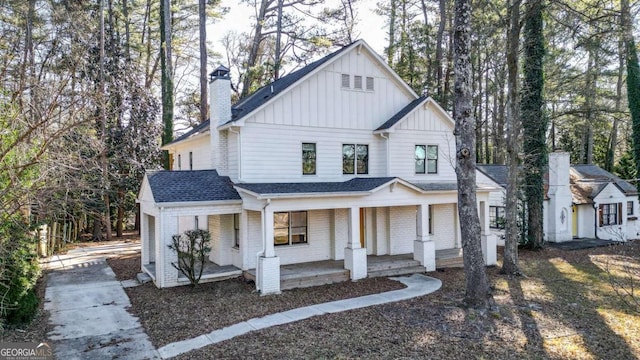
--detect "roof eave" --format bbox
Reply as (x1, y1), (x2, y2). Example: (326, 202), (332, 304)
(156, 199), (242, 208)
(161, 130), (209, 150)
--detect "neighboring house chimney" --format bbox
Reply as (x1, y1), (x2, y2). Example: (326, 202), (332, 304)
(547, 151), (572, 242)
(209, 65), (231, 173)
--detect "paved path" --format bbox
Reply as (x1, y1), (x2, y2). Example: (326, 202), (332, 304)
(43, 242), (160, 359)
(158, 273), (442, 359)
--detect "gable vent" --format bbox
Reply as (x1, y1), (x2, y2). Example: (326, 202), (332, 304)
(366, 77), (374, 91)
(354, 75), (363, 89)
(341, 74), (350, 88)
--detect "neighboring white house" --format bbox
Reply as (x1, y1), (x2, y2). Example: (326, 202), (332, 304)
(477, 152), (640, 243)
(138, 40), (498, 294)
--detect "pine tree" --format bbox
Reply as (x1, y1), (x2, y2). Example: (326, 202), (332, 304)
(521, 0), (546, 249)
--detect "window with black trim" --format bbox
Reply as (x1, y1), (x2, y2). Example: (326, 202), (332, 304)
(428, 205), (434, 234)
(178, 154), (182, 170)
(415, 145), (438, 174)
(628, 201), (634, 216)
(343, 144), (368, 175)
(599, 203), (621, 226)
(233, 213), (240, 248)
(489, 206), (506, 229)
(302, 143), (316, 175)
(274, 211), (308, 246)
(189, 151), (193, 170)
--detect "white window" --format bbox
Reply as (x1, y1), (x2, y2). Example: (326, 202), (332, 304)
(274, 211), (308, 246)
(599, 203), (621, 226)
(354, 75), (363, 89)
(341, 74), (350, 88)
(416, 145), (438, 174)
(366, 77), (374, 90)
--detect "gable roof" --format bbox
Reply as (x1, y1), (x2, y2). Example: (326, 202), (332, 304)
(146, 170), (241, 204)
(166, 40), (422, 147)
(375, 96), (455, 133)
(476, 165), (509, 188)
(477, 163), (638, 204)
(375, 96), (427, 131)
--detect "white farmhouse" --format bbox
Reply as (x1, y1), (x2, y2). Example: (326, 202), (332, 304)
(138, 40), (498, 294)
(477, 152), (639, 244)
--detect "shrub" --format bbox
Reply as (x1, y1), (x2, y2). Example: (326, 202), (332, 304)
(0, 218), (41, 326)
(168, 229), (212, 286)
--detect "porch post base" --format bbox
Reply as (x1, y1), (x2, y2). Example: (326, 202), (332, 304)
(344, 247), (367, 280)
(258, 256), (281, 295)
(414, 240), (436, 272)
(481, 234), (497, 266)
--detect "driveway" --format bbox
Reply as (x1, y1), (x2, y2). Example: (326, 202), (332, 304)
(43, 242), (159, 359)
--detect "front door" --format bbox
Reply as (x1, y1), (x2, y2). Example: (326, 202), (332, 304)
(359, 208), (365, 248)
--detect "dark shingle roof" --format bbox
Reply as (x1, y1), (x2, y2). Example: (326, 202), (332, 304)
(146, 170), (241, 203)
(376, 96), (427, 131)
(165, 43), (356, 147)
(170, 120), (210, 144)
(235, 177), (396, 195)
(226, 43), (355, 125)
(570, 165), (638, 203)
(410, 182), (458, 191)
(571, 165), (637, 194)
(476, 165), (509, 187)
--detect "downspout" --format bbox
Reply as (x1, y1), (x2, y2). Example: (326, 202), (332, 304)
(593, 202), (599, 239)
(229, 127), (242, 181)
(256, 198), (271, 291)
(379, 133), (390, 177)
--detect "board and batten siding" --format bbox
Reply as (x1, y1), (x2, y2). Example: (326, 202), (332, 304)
(387, 103), (456, 182)
(249, 50), (413, 131)
(239, 124), (387, 182)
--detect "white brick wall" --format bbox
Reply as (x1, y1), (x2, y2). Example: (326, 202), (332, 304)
(389, 206), (417, 254)
(431, 204), (457, 250)
(333, 208), (348, 260)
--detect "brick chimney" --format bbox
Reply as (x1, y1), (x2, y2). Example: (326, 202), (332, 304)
(209, 66), (231, 173)
(547, 151), (572, 242)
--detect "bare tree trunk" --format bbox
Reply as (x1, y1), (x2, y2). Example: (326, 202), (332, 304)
(435, 0), (446, 100)
(386, 0), (398, 66)
(274, 0), (283, 80)
(502, 0), (522, 276)
(453, 0), (492, 308)
(242, 0), (270, 98)
(116, 189), (125, 237)
(99, 0), (112, 240)
(199, 0), (208, 123)
(606, 35), (624, 172)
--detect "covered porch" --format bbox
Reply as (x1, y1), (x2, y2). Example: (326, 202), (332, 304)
(243, 250), (463, 290)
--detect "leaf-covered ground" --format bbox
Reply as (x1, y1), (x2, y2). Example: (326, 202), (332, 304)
(111, 241), (640, 359)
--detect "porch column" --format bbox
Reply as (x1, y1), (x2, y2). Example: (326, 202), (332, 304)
(258, 206), (280, 295)
(141, 212), (149, 267)
(414, 203), (436, 271)
(239, 210), (249, 270)
(158, 209), (179, 288)
(344, 207), (367, 280)
(479, 200), (497, 266)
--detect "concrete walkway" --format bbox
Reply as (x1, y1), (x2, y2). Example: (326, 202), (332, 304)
(158, 273), (442, 359)
(43, 242), (160, 359)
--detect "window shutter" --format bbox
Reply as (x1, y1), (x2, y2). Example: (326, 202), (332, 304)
(618, 203), (623, 225)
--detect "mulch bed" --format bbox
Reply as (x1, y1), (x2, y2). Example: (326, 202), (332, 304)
(106, 255), (406, 348)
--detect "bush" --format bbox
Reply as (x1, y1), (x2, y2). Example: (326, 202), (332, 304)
(168, 229), (211, 286)
(0, 218), (41, 326)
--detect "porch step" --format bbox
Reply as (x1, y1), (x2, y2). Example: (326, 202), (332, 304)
(368, 264), (426, 278)
(436, 256), (464, 268)
(280, 270), (350, 290)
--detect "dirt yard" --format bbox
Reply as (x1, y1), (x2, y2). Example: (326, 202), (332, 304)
(107, 240), (640, 359)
